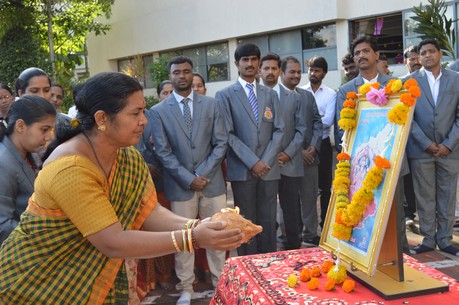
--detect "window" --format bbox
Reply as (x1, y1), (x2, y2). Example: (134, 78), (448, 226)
(117, 55), (154, 89)
(160, 42), (229, 82)
(238, 23), (337, 71)
(351, 14), (403, 64)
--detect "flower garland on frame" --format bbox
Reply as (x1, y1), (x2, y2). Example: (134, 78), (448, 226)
(332, 78), (420, 242)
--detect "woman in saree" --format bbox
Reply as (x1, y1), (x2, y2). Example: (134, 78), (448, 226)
(0, 72), (243, 304)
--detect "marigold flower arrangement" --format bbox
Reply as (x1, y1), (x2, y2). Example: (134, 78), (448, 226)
(299, 268), (311, 282)
(311, 266), (322, 277)
(342, 279), (356, 293)
(327, 264), (347, 284)
(324, 279), (336, 291)
(321, 260), (334, 273)
(307, 277), (320, 290)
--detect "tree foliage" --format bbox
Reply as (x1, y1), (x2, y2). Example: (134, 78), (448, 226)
(148, 56), (171, 90)
(0, 0), (114, 90)
(411, 0), (457, 59)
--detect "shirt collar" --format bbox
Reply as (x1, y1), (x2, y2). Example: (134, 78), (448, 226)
(173, 90), (193, 103)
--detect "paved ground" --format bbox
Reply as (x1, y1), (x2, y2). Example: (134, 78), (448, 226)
(141, 185), (459, 305)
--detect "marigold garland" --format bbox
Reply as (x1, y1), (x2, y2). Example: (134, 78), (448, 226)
(327, 265), (347, 284)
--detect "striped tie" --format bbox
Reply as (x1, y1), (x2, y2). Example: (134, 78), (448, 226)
(181, 98), (192, 135)
(246, 83), (259, 122)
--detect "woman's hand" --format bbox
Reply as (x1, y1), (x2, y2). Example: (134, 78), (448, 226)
(193, 221), (243, 251)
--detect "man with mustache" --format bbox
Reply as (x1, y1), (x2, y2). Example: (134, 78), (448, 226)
(216, 44), (284, 255)
(334, 35), (392, 152)
(402, 45), (422, 78)
(301, 56), (336, 228)
(341, 53), (359, 82)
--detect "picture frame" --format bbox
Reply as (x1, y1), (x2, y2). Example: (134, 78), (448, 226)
(320, 93), (414, 276)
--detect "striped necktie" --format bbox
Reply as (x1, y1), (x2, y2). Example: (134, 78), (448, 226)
(246, 83), (259, 122)
(181, 98), (192, 135)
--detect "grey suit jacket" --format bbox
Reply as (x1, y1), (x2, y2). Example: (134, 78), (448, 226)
(404, 68), (459, 159)
(216, 81), (284, 181)
(278, 86), (308, 177)
(0, 136), (36, 243)
(296, 87), (323, 166)
(151, 92), (227, 201)
(334, 73), (393, 151)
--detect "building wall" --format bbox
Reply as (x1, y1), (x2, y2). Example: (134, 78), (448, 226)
(86, 0), (429, 96)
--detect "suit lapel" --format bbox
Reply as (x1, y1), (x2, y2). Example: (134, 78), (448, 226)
(417, 70), (435, 108)
(436, 69), (450, 108)
(4, 137), (35, 187)
(256, 85), (267, 128)
(167, 96), (191, 140)
(233, 82), (258, 126)
(191, 93), (202, 138)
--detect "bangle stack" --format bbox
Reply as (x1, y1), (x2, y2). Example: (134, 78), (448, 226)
(171, 231), (181, 252)
(185, 219), (200, 230)
(171, 228), (200, 253)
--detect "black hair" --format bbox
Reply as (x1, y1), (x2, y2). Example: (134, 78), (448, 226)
(418, 38), (441, 52)
(167, 56), (193, 71)
(378, 53), (387, 61)
(403, 45), (419, 58)
(51, 83), (65, 97)
(45, 72), (143, 154)
(14, 67), (51, 96)
(0, 95), (56, 141)
(260, 53), (281, 68)
(192, 73), (206, 88)
(280, 56), (301, 73)
(234, 43), (261, 61)
(0, 83), (14, 96)
(351, 35), (379, 55)
(157, 80), (172, 94)
(307, 56), (328, 73)
(341, 53), (354, 65)
(72, 82), (85, 102)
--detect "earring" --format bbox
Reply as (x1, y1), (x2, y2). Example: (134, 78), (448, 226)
(98, 125), (106, 131)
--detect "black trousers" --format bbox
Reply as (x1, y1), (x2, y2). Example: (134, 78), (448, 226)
(278, 175), (302, 249)
(318, 137), (333, 225)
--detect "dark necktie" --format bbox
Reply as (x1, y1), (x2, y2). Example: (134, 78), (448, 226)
(246, 83), (259, 122)
(181, 98), (192, 135)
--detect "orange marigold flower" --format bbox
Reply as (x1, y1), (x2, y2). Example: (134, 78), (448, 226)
(400, 93), (415, 107)
(321, 260), (334, 273)
(342, 279), (356, 293)
(374, 156), (390, 169)
(337, 152), (351, 161)
(325, 279), (336, 291)
(300, 268), (311, 282)
(343, 99), (356, 108)
(408, 86), (421, 98)
(403, 78), (418, 89)
(311, 266), (322, 277)
(371, 82), (380, 89)
(346, 91), (358, 99)
(384, 80), (394, 94)
(307, 277), (320, 290)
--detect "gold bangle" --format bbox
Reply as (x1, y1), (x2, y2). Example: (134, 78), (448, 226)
(181, 229), (188, 253)
(171, 231), (181, 252)
(187, 229), (193, 253)
(191, 228), (200, 249)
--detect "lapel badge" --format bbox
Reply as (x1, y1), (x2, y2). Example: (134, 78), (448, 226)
(264, 106), (273, 120)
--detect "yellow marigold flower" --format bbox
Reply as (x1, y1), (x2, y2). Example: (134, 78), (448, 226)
(358, 83), (372, 95)
(307, 277), (320, 290)
(336, 161), (351, 169)
(70, 118), (81, 128)
(311, 266), (322, 277)
(332, 223), (352, 241)
(384, 79), (395, 94)
(335, 168), (350, 177)
(343, 279), (356, 293)
(346, 92), (358, 99)
(340, 107), (356, 119)
(327, 265), (347, 284)
(408, 85), (421, 98)
(287, 274), (299, 287)
(336, 195), (349, 205)
(338, 118), (356, 130)
(390, 79), (403, 93)
(352, 188), (374, 205)
(388, 103), (409, 125)
(325, 279), (336, 291)
(333, 176), (350, 190)
(400, 93), (416, 107)
(403, 78), (418, 89)
(346, 204), (367, 224)
(362, 167), (384, 189)
(321, 261), (334, 273)
(300, 268), (311, 282)
(334, 189), (348, 197)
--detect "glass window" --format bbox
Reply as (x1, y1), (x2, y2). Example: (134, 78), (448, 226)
(238, 35), (269, 54)
(351, 13), (403, 65)
(143, 55), (154, 89)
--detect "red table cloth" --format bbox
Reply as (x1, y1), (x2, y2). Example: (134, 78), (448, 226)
(211, 248), (458, 305)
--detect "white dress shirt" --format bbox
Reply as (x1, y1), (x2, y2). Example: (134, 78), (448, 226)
(173, 90), (194, 117)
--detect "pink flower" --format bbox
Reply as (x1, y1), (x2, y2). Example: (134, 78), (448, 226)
(366, 87), (388, 106)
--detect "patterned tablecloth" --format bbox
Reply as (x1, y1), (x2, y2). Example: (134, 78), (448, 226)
(211, 248), (459, 305)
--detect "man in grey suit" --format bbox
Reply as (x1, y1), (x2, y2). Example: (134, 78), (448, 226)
(216, 44), (284, 255)
(405, 39), (459, 256)
(151, 56), (227, 305)
(279, 56), (323, 246)
(259, 53), (307, 250)
(334, 35), (392, 152)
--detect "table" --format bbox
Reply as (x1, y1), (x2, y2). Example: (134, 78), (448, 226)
(211, 248), (459, 305)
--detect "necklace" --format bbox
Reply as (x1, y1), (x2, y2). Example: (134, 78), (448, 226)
(82, 131), (109, 178)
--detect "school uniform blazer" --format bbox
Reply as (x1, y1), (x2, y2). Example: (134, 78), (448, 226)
(151, 92), (227, 202)
(296, 87), (323, 166)
(404, 68), (459, 159)
(0, 136), (36, 243)
(334, 73), (393, 151)
(278, 86), (308, 177)
(216, 81), (284, 181)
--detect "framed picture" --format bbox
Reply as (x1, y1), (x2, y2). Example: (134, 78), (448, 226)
(321, 93), (414, 276)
